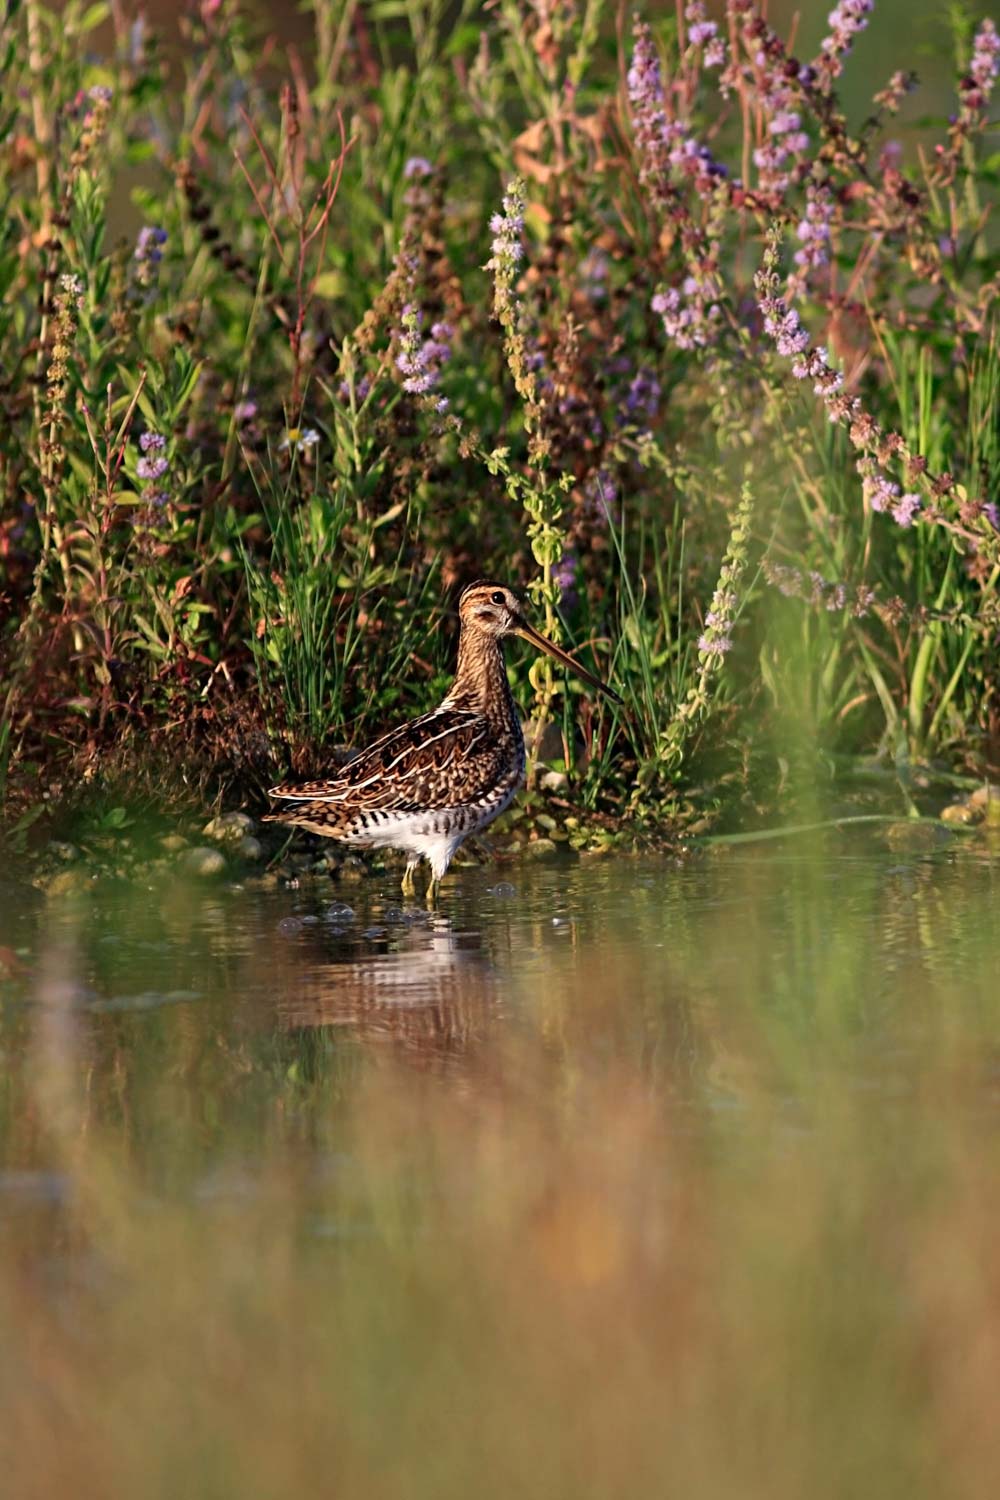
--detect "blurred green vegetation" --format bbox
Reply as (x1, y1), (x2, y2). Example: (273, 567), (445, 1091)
(0, 0), (997, 834)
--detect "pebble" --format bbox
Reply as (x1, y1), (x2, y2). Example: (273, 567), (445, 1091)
(181, 846), (227, 878)
(235, 835), (264, 861)
(540, 770), (568, 792)
(202, 811), (256, 844)
(160, 833), (188, 853)
(48, 841), (80, 863)
(885, 822), (947, 852)
(44, 869), (87, 896)
(523, 837), (559, 860)
(969, 785), (1000, 827)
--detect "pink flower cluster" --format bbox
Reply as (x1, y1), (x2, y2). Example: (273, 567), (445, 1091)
(755, 235), (923, 530)
(652, 275), (722, 351)
(737, 30), (811, 193)
(396, 304), (452, 395)
(685, 2), (725, 70)
(628, 19), (726, 197)
(964, 18), (999, 113)
(763, 560), (878, 616)
(816, 0), (875, 86)
(626, 21), (670, 191)
(788, 182), (834, 295)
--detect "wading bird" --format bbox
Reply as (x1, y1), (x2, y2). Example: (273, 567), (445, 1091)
(264, 581), (621, 901)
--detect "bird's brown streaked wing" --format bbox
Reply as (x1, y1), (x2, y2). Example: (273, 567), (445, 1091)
(267, 708), (508, 813)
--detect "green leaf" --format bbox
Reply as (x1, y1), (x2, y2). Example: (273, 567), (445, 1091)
(79, 3), (111, 33)
(99, 806), (131, 831)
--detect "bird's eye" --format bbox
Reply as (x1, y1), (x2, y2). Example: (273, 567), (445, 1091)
(490, 591), (505, 605)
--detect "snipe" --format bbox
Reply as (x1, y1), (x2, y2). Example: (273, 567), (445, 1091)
(264, 581), (621, 901)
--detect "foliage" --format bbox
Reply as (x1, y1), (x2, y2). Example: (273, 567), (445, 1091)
(0, 0), (997, 821)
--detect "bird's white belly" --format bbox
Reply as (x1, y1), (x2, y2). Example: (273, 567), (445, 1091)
(344, 784), (520, 878)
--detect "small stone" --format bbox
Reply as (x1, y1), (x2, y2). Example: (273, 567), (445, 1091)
(48, 841), (80, 863)
(523, 838), (558, 861)
(44, 869), (86, 896)
(940, 803), (975, 826)
(969, 785), (1000, 827)
(235, 836), (264, 861)
(181, 846), (227, 878)
(540, 770), (568, 792)
(202, 811), (256, 845)
(536, 813), (557, 832)
(160, 833), (188, 853)
(885, 822), (947, 852)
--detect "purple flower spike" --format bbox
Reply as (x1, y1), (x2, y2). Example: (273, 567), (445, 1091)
(395, 303), (452, 395)
(139, 431), (166, 453)
(552, 549), (578, 608)
(137, 455), (169, 481)
(135, 225), (167, 263)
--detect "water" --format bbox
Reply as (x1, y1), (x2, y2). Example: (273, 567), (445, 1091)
(2, 833), (999, 1497)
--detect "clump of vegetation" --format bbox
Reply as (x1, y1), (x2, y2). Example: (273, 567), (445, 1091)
(1, 0), (997, 832)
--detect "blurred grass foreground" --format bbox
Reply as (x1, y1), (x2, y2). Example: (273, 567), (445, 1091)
(2, 843), (1000, 1497)
(0, 0), (998, 829)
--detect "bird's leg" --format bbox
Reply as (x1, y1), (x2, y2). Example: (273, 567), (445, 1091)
(425, 875), (440, 907)
(401, 860), (419, 897)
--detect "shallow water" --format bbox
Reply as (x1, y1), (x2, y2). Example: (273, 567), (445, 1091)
(2, 833), (1000, 1497)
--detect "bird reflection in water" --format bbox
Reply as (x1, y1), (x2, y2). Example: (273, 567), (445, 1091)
(271, 913), (500, 1069)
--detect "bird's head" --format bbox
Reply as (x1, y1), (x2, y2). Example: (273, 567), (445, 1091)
(458, 580), (621, 703)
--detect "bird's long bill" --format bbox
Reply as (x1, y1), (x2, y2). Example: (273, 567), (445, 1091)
(515, 620), (623, 704)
